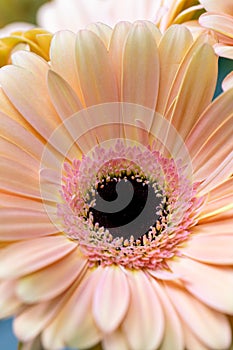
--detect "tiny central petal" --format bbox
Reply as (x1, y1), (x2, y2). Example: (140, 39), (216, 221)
(88, 173), (163, 241)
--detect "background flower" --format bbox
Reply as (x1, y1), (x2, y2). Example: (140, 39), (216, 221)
(0, 22), (233, 350)
(199, 0), (233, 58)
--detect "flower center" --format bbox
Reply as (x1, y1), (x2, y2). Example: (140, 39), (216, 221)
(88, 172), (165, 243)
(57, 140), (202, 269)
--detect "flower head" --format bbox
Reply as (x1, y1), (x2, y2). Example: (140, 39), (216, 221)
(0, 22), (233, 350)
(199, 0), (233, 58)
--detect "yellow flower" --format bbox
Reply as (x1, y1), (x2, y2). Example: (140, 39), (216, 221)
(0, 22), (233, 350)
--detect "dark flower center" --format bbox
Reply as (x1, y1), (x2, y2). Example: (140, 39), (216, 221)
(88, 173), (165, 242)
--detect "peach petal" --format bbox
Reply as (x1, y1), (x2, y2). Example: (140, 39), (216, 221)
(199, 12), (233, 38)
(168, 257), (233, 314)
(222, 71), (233, 91)
(157, 25), (193, 115)
(43, 269), (102, 350)
(152, 280), (184, 350)
(122, 270), (164, 350)
(192, 114), (233, 181)
(39, 167), (63, 203)
(0, 88), (31, 130)
(47, 70), (83, 120)
(0, 136), (38, 169)
(86, 22), (112, 48)
(122, 21), (159, 109)
(0, 112), (59, 169)
(214, 43), (233, 59)
(181, 233), (233, 264)
(103, 329), (130, 350)
(11, 50), (48, 73)
(200, 208), (233, 223)
(93, 265), (130, 333)
(0, 236), (77, 278)
(186, 87), (233, 160)
(191, 217), (233, 234)
(16, 249), (87, 302)
(164, 281), (232, 349)
(169, 43), (217, 140)
(75, 30), (118, 106)
(200, 184), (233, 219)
(0, 280), (22, 318)
(14, 297), (63, 342)
(109, 21), (131, 95)
(0, 193), (44, 210)
(0, 156), (40, 199)
(197, 151), (233, 196)
(165, 32), (217, 116)
(142, 20), (162, 45)
(199, 0), (233, 15)
(0, 207), (58, 241)
(183, 324), (212, 350)
(0, 62), (61, 141)
(50, 30), (84, 102)
(61, 103), (123, 155)
(147, 268), (180, 280)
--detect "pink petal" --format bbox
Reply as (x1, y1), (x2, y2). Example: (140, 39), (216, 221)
(122, 270), (164, 350)
(168, 257), (233, 314)
(93, 265), (130, 333)
(0, 236), (77, 277)
(16, 249), (87, 302)
(122, 21), (159, 110)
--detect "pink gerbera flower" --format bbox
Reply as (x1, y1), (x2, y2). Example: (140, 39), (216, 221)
(0, 22), (233, 350)
(199, 0), (233, 59)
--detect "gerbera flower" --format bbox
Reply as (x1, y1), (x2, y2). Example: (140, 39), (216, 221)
(37, 0), (204, 33)
(0, 22), (233, 350)
(199, 0), (233, 59)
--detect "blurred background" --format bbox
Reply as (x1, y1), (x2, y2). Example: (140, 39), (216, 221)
(0, 0), (50, 27)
